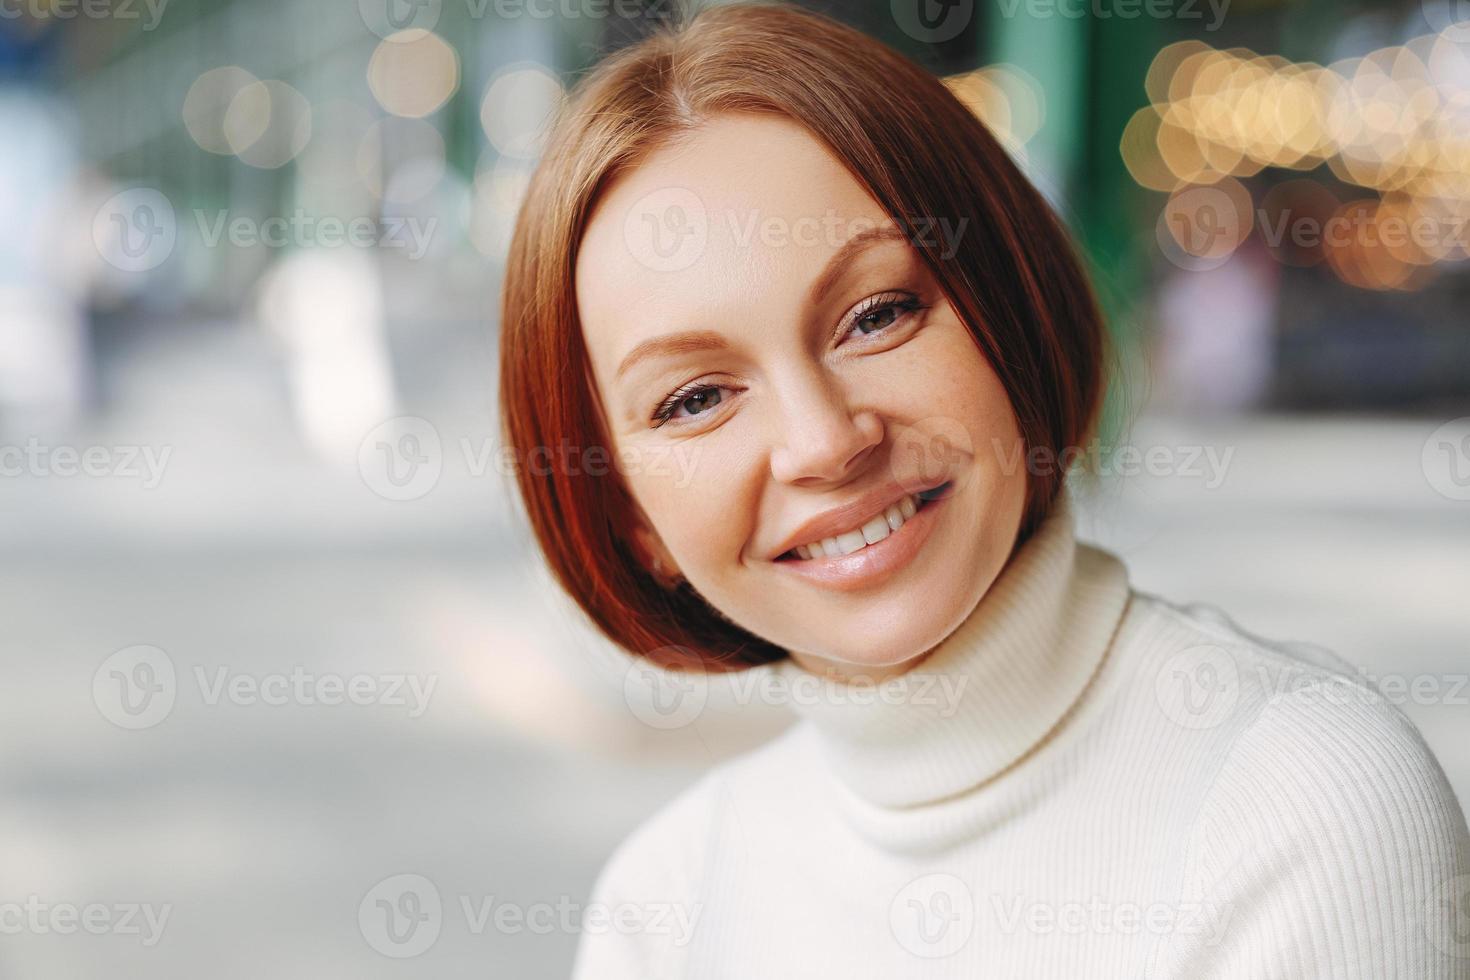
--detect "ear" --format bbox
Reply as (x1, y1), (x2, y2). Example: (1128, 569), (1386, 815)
(630, 522), (683, 589)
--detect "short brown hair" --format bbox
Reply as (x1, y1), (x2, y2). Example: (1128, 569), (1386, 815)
(498, 1), (1109, 673)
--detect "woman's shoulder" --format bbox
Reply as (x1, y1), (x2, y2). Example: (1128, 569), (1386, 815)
(1126, 588), (1460, 778)
(1122, 591), (1470, 939)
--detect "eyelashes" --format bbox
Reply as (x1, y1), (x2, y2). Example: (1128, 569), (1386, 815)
(648, 290), (929, 428)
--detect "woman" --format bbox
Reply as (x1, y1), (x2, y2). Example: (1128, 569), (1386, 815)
(498, 4), (1470, 976)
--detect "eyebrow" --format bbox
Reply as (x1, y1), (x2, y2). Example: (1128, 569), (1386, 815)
(613, 223), (910, 381)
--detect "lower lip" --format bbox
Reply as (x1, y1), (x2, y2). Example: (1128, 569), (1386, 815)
(770, 490), (949, 593)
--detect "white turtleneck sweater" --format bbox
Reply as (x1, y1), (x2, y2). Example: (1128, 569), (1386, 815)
(572, 501), (1470, 979)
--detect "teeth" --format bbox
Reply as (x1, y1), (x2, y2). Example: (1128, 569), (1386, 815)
(861, 514), (890, 545)
(790, 493), (924, 560)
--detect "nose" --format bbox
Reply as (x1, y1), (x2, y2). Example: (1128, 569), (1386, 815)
(767, 366), (885, 486)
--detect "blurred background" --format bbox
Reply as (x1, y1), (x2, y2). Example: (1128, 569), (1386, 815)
(2, 0), (1468, 975)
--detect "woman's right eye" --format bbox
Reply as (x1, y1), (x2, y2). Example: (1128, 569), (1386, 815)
(652, 383), (728, 428)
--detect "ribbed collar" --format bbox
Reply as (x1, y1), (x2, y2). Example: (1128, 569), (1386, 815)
(769, 494), (1131, 808)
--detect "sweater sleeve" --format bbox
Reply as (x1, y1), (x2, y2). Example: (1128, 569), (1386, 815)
(1154, 672), (1470, 979)
(569, 773), (713, 980)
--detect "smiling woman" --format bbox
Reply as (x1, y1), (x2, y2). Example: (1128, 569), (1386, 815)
(501, 3), (1104, 679)
(496, 3), (1470, 978)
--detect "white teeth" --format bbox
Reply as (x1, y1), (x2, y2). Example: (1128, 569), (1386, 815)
(861, 514), (891, 545)
(790, 493), (924, 560)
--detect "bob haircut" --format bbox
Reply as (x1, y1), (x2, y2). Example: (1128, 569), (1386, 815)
(499, 1), (1109, 674)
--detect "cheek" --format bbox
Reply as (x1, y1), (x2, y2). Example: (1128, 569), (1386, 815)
(864, 313), (1023, 469)
(619, 440), (757, 573)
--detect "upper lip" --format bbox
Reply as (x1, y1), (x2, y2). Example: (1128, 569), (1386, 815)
(764, 478), (944, 560)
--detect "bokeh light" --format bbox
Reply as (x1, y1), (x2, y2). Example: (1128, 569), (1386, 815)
(479, 64), (564, 160)
(367, 29), (460, 119)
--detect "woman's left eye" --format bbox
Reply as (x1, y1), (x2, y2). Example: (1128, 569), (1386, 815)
(841, 292), (926, 343)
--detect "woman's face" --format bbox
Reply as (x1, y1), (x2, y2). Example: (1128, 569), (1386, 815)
(575, 113), (1027, 681)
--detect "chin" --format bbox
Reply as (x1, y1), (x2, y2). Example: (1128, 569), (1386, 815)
(792, 578), (977, 676)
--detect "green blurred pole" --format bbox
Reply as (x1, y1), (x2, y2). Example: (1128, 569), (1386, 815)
(988, 6), (1160, 442)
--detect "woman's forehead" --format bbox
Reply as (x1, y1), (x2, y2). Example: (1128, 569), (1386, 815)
(574, 114), (899, 354)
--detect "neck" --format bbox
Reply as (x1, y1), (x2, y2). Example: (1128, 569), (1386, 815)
(770, 494), (1132, 807)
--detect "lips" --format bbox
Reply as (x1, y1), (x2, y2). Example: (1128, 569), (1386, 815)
(765, 479), (953, 562)
(768, 480), (951, 592)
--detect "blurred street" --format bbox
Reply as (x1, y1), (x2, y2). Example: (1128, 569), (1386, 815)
(4, 0), (1469, 975)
